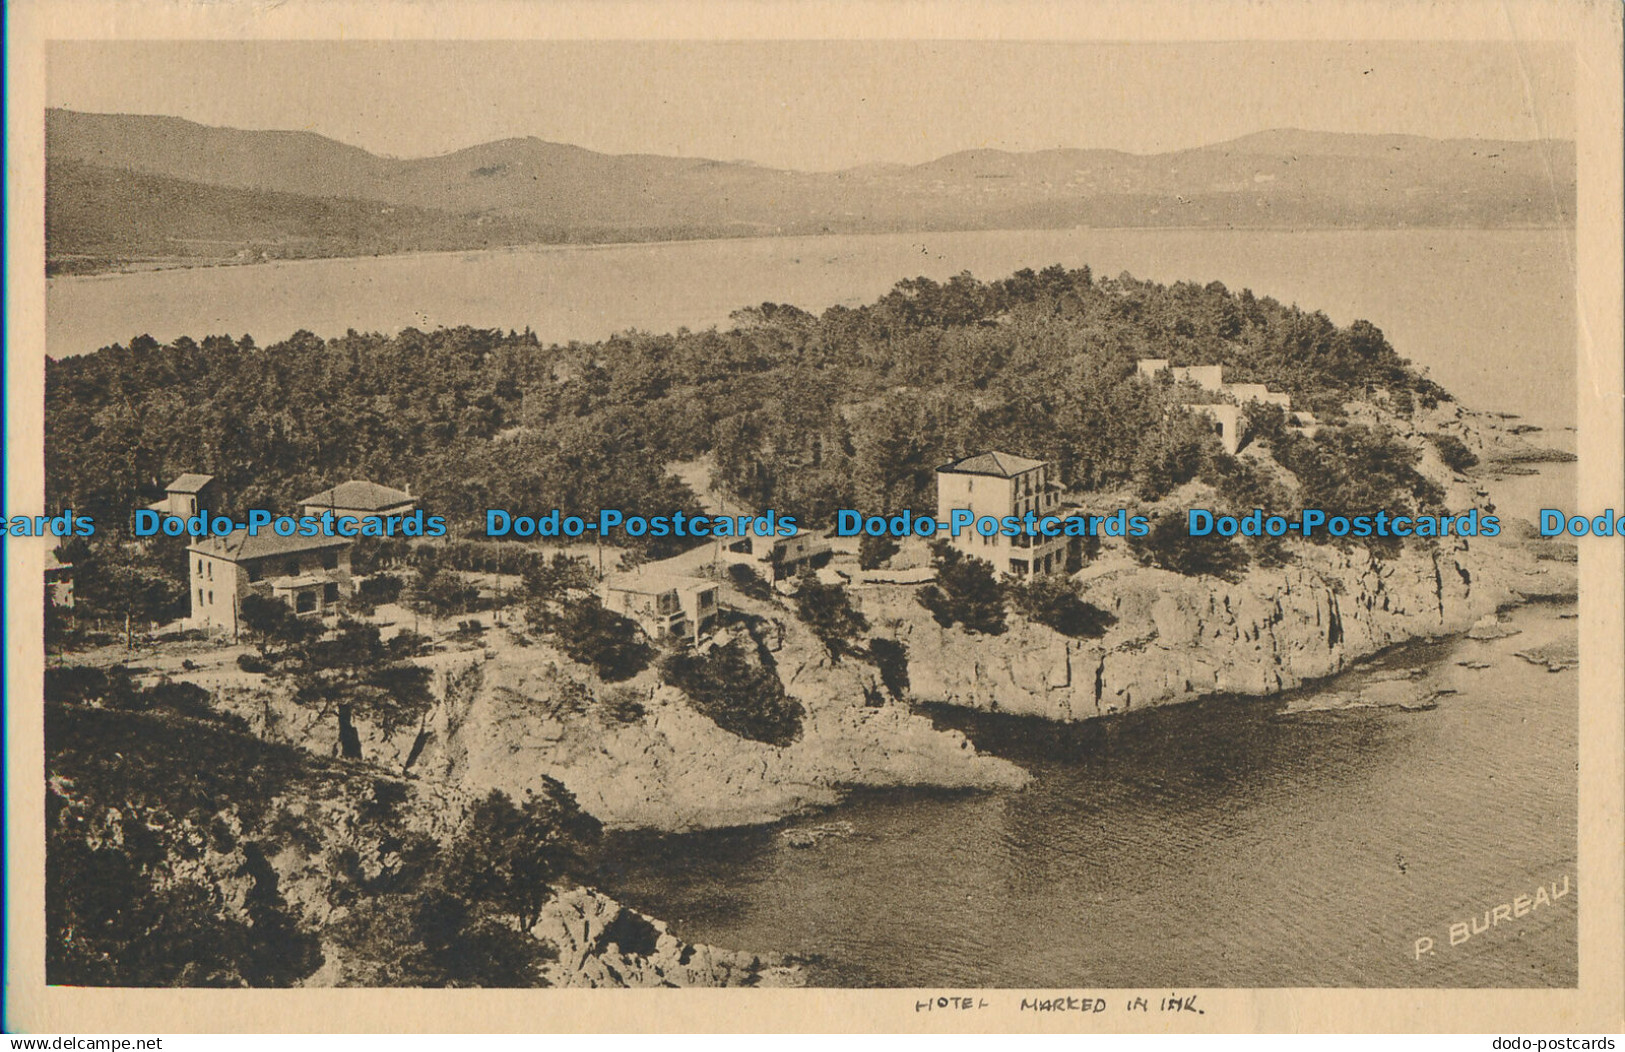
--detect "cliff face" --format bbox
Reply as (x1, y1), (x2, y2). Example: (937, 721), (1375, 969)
(415, 605), (1027, 831)
(220, 597), (1027, 833)
(863, 402), (1577, 722)
(873, 533), (1574, 721)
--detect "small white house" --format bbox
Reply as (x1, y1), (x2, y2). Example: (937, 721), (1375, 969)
(598, 571), (721, 646)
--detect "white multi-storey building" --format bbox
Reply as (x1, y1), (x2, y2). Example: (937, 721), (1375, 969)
(934, 451), (1069, 576)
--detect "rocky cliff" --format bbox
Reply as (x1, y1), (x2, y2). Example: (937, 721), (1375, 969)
(868, 532), (1572, 721)
(866, 403), (1576, 722)
(217, 593), (1027, 833)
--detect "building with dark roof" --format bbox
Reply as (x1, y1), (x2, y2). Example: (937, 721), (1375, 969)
(762, 532), (833, 582)
(936, 451), (1048, 478)
(299, 480), (417, 523)
(935, 451), (1067, 575)
(186, 528), (353, 637)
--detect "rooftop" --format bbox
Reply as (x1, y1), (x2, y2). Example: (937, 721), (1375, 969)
(269, 574), (325, 590)
(936, 451), (1047, 478)
(601, 571), (717, 596)
(188, 527), (351, 561)
(299, 479), (414, 511)
(165, 473), (215, 494)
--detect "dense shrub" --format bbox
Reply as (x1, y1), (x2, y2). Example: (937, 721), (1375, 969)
(1132, 412), (1220, 501)
(239, 593), (322, 653)
(357, 572), (405, 607)
(792, 571), (870, 660)
(595, 685), (648, 725)
(521, 553), (596, 604)
(538, 598), (652, 682)
(407, 566), (481, 621)
(1199, 451), (1293, 516)
(1271, 424), (1445, 556)
(1005, 574), (1116, 638)
(44, 667), (244, 729)
(47, 701), (601, 987)
(858, 533), (899, 571)
(443, 785), (602, 933)
(916, 546), (1006, 635)
(1427, 433), (1480, 473)
(868, 637), (910, 701)
(1128, 515), (1250, 582)
(725, 562), (775, 602)
(660, 640), (804, 746)
(46, 665), (132, 706)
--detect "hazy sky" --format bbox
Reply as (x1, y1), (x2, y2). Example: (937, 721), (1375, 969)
(47, 41), (1572, 170)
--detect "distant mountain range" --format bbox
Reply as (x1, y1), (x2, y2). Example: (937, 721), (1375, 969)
(45, 108), (1576, 274)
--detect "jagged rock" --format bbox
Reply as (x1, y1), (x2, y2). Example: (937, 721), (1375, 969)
(1468, 614), (1520, 640)
(1514, 639), (1579, 672)
(780, 820), (856, 848)
(532, 888), (805, 988)
(206, 605), (1027, 833)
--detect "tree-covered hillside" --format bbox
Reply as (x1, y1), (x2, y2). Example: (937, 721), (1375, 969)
(46, 265), (1448, 541)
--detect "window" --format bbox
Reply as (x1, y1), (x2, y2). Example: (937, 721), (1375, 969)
(323, 583), (339, 605)
(246, 562), (262, 583)
(296, 591), (316, 614)
(1009, 559), (1029, 575)
(206, 561), (212, 580)
(285, 557), (300, 576)
(197, 559), (203, 576)
(207, 590), (213, 605)
(320, 549), (339, 570)
(198, 589), (205, 607)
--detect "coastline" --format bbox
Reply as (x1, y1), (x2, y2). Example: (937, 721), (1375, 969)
(47, 221), (1578, 284)
(874, 406), (1575, 726)
(150, 403), (1576, 838)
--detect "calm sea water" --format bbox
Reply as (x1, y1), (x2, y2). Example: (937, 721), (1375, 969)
(595, 597), (1577, 987)
(47, 227), (1576, 432)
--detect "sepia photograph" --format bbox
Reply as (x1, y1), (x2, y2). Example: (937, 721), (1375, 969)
(7, 1), (1624, 1036)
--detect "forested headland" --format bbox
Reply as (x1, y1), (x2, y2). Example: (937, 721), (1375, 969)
(43, 265), (1566, 988)
(47, 265), (1448, 522)
(45, 264), (1469, 629)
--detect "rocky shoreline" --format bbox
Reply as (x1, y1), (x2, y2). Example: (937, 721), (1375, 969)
(863, 402), (1573, 722)
(871, 524), (1573, 723)
(149, 402), (1575, 986)
(204, 403), (1573, 835)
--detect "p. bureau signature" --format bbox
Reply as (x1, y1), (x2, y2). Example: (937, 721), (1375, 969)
(1414, 873), (1573, 960)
